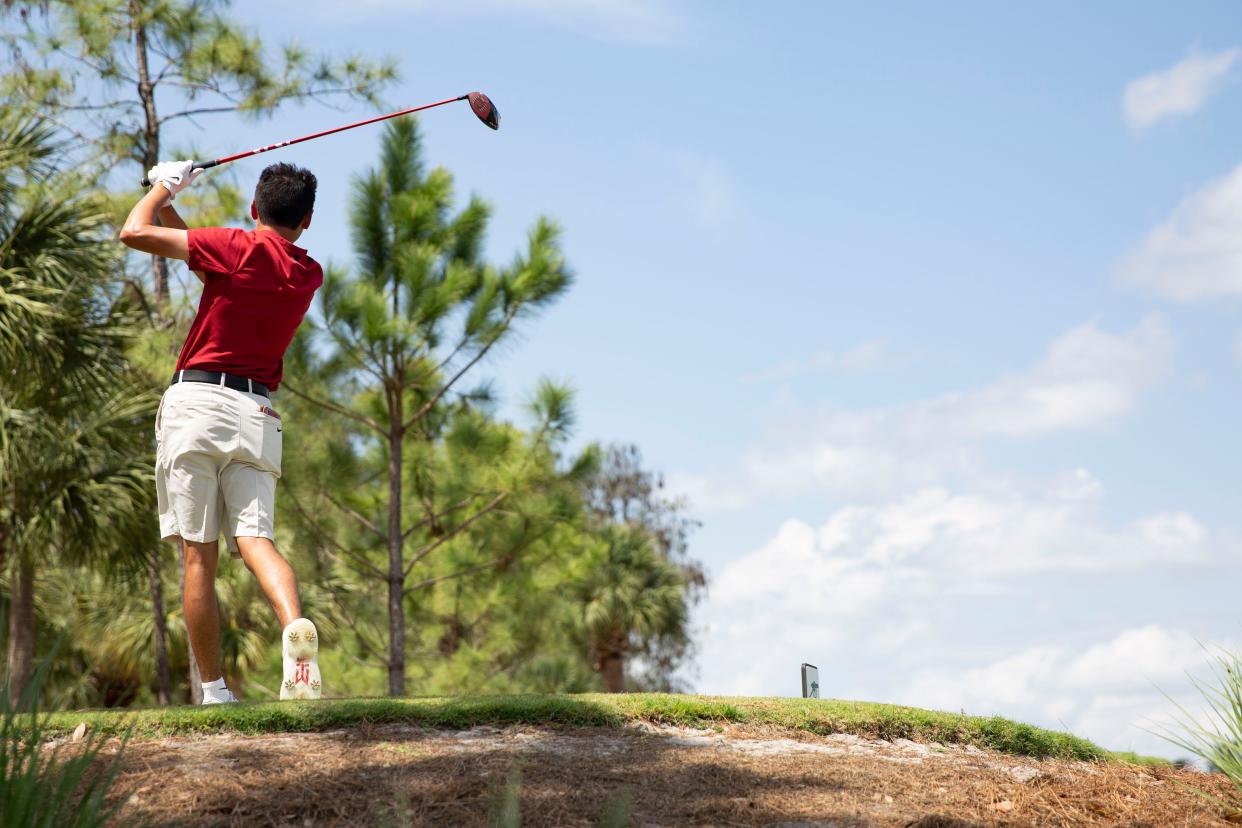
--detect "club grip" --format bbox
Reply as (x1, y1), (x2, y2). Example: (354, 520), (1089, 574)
(140, 159), (218, 187)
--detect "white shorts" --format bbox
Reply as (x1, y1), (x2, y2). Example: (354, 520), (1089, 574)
(155, 380), (283, 552)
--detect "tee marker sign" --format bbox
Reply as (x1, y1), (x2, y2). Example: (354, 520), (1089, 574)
(801, 663), (819, 699)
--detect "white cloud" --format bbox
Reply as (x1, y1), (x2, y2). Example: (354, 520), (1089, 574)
(893, 629), (1235, 756)
(866, 618), (931, 654)
(1123, 48), (1239, 129)
(1118, 163), (1242, 301)
(697, 475), (1240, 749)
(1062, 626), (1207, 688)
(919, 316), (1171, 439)
(694, 451), (1241, 753)
(713, 483), (1232, 615)
(673, 317), (1173, 509)
(683, 310), (1239, 757)
(905, 647), (1063, 712)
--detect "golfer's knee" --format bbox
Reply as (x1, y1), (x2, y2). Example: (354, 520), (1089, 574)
(182, 538), (219, 573)
(234, 535), (281, 563)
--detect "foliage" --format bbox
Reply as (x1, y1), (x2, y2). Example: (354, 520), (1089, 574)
(0, 654), (128, 828)
(2, 0), (395, 163)
(575, 526), (689, 693)
(1158, 647), (1242, 816)
(2, 0), (397, 707)
(581, 444), (705, 692)
(0, 108), (157, 696)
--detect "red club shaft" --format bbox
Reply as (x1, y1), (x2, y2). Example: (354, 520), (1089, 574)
(140, 94), (467, 185)
(208, 95), (467, 168)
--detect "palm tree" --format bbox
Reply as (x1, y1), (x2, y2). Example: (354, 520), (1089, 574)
(577, 527), (689, 693)
(0, 110), (157, 698)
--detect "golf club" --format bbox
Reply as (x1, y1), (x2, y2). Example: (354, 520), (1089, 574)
(140, 91), (500, 187)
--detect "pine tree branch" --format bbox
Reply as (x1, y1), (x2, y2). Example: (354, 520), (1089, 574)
(51, 45), (132, 84)
(402, 307), (519, 430)
(319, 487), (386, 542)
(401, 494), (480, 542)
(402, 491), (509, 579)
(281, 381), (384, 434)
(324, 324), (389, 384)
(403, 553), (515, 594)
(405, 338), (467, 391)
(328, 589), (389, 667)
(60, 100), (139, 113)
(284, 486), (387, 580)
(158, 105), (244, 126)
(323, 545), (387, 582)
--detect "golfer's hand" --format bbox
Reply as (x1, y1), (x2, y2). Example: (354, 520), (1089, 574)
(147, 160), (203, 200)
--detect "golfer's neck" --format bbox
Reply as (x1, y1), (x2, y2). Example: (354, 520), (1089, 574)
(254, 222), (301, 243)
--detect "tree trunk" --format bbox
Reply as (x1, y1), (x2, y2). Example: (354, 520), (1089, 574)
(131, 4), (169, 309)
(6, 557), (35, 699)
(600, 650), (625, 694)
(387, 418), (406, 696)
(177, 544), (203, 704)
(148, 549), (171, 705)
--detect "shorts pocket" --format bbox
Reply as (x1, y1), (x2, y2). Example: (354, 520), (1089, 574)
(263, 413), (283, 474)
(245, 403), (283, 476)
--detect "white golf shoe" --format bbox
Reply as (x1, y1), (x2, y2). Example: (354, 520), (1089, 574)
(201, 690), (238, 704)
(280, 618), (322, 700)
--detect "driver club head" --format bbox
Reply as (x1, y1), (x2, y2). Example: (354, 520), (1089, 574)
(467, 92), (501, 130)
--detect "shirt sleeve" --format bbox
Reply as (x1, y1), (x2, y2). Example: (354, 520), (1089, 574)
(187, 227), (245, 276)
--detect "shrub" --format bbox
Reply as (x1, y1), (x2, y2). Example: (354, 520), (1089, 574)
(1159, 647), (1242, 816)
(1, 659), (129, 828)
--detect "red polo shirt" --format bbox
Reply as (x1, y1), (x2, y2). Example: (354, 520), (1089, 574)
(178, 227), (323, 392)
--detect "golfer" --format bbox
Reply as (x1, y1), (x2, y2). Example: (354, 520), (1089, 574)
(121, 160), (323, 704)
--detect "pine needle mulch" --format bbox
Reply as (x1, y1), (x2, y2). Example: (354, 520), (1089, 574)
(88, 722), (1236, 827)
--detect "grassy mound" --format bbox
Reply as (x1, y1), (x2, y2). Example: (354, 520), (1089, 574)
(42, 693), (1117, 762)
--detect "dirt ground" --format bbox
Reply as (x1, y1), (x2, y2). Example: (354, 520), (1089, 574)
(93, 723), (1236, 827)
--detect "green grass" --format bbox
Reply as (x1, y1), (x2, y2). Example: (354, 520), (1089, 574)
(1107, 750), (1174, 766)
(37, 693), (1132, 763)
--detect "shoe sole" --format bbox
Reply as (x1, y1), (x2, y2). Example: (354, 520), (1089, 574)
(281, 619), (322, 700)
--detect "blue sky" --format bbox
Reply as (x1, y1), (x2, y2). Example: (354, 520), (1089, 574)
(159, 1), (1242, 757)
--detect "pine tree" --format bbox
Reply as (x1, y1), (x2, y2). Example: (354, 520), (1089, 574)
(283, 118), (574, 695)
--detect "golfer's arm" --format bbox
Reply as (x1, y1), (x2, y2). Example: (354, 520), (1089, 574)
(156, 204), (207, 284)
(119, 187), (189, 260)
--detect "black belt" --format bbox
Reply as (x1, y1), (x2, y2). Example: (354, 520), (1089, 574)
(171, 369), (269, 397)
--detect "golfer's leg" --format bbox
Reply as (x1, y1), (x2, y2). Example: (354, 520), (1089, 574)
(182, 538), (223, 683)
(234, 536), (302, 629)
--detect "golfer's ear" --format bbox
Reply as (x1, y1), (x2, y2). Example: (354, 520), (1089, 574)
(250, 201), (259, 221)
(301, 209), (313, 231)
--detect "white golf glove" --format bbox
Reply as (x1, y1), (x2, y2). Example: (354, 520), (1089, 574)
(147, 160), (202, 199)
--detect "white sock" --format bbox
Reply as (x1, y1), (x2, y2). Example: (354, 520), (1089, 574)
(201, 677), (232, 703)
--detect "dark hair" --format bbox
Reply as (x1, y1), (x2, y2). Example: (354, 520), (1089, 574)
(254, 163), (317, 229)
